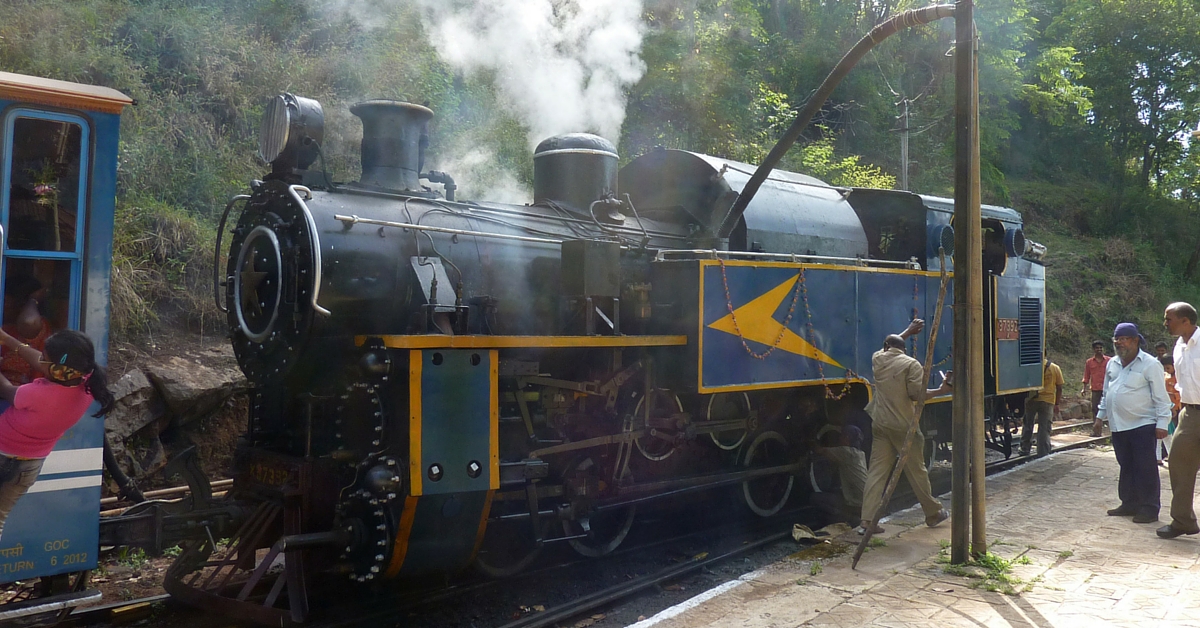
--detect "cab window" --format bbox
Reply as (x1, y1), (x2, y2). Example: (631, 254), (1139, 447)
(0, 110), (89, 376)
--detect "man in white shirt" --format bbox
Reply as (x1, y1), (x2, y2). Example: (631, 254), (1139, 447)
(1097, 323), (1172, 524)
(1159, 302), (1200, 538)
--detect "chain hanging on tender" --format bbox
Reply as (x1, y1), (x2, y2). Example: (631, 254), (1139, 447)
(902, 273), (950, 372)
(797, 267), (857, 400)
(717, 258), (804, 360)
(910, 274), (920, 356)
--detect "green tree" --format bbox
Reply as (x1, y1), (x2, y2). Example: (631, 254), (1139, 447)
(1051, 0), (1200, 188)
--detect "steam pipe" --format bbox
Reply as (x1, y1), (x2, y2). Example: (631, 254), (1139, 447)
(421, 171), (457, 202)
(290, 185), (331, 316)
(335, 214), (563, 245)
(718, 4), (956, 237)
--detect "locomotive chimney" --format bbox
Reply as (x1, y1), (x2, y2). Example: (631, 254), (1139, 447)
(350, 100), (433, 192)
(534, 134), (621, 219)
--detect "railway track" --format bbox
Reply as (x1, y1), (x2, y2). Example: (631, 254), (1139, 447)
(69, 428), (1112, 628)
(494, 429), (1115, 628)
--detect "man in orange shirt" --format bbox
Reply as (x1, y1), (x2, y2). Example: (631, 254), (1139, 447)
(1083, 340), (1111, 437)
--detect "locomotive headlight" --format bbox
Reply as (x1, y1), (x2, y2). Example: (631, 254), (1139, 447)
(259, 93), (324, 170)
(928, 224), (955, 258)
(1003, 227), (1026, 258)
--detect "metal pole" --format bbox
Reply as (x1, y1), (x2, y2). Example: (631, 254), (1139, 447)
(968, 42), (987, 558)
(950, 0), (979, 565)
(900, 99), (910, 191)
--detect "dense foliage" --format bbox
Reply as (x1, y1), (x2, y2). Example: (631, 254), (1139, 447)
(0, 0), (1197, 353)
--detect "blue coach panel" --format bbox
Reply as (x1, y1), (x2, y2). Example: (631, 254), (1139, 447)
(694, 259), (950, 392)
(0, 72), (130, 583)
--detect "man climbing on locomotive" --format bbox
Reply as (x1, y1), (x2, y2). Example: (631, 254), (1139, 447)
(859, 319), (951, 535)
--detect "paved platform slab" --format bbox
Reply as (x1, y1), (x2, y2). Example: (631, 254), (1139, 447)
(627, 448), (1200, 628)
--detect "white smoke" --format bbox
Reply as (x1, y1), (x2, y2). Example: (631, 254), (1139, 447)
(415, 0), (646, 147)
(433, 148), (530, 204)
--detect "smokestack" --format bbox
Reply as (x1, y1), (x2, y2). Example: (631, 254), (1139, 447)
(350, 100), (433, 191)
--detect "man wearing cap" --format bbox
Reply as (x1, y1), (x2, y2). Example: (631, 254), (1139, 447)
(1099, 322), (1172, 524)
(1159, 303), (1200, 538)
(859, 319), (951, 535)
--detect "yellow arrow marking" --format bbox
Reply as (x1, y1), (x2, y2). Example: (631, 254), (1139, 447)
(707, 275), (843, 368)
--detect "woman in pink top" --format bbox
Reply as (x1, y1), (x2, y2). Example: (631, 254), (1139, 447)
(0, 329), (114, 536)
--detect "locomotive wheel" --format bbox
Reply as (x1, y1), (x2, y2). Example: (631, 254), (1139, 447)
(632, 390), (684, 461)
(561, 457), (636, 557)
(473, 516), (550, 578)
(706, 392), (752, 451)
(741, 431), (795, 517)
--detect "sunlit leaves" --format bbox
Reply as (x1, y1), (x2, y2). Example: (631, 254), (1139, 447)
(1019, 47), (1093, 125)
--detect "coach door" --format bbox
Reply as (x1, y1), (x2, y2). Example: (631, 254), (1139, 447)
(0, 109), (88, 363)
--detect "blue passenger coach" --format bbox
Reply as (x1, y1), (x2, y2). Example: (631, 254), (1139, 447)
(0, 71), (131, 618)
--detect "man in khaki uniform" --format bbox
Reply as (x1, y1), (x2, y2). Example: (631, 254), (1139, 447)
(859, 319), (951, 534)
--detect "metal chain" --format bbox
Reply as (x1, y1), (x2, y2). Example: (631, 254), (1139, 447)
(910, 274), (919, 356)
(797, 267), (858, 400)
(717, 258), (803, 360)
(719, 260), (946, 401)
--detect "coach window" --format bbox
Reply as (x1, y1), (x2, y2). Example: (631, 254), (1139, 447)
(1, 110), (88, 333)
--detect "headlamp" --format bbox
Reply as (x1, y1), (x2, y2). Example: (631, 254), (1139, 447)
(259, 93), (324, 171)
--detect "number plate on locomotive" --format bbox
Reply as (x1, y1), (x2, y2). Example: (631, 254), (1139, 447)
(246, 462), (293, 487)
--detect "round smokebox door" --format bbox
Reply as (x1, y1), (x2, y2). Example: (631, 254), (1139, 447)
(234, 225), (284, 343)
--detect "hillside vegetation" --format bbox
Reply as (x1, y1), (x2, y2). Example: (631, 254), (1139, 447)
(0, 0), (1197, 360)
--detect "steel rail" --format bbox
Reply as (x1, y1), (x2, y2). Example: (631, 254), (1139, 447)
(495, 531), (793, 628)
(983, 432), (1111, 475)
(502, 435), (1114, 628)
(66, 594), (172, 625)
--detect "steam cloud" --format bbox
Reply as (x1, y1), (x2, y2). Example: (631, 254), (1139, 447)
(415, 0), (646, 147)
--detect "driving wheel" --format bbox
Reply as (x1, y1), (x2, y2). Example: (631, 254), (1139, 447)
(741, 431), (795, 517)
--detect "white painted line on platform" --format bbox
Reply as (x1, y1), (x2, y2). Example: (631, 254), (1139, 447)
(624, 569), (765, 628)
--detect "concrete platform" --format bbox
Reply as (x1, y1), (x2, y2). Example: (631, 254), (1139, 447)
(626, 447), (1200, 628)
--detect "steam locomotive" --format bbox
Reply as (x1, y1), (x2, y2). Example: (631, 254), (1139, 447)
(161, 94), (1049, 625)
